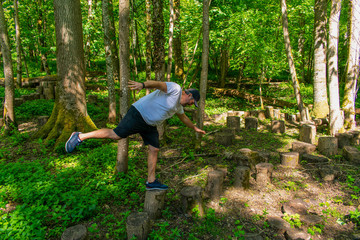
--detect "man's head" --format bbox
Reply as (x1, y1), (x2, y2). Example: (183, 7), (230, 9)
(181, 88), (200, 107)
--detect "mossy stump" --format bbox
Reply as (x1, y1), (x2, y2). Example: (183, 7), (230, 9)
(245, 117), (258, 130)
(271, 120), (285, 134)
(215, 132), (234, 146)
(180, 186), (205, 217)
(144, 190), (167, 219)
(226, 116), (240, 131)
(205, 170), (225, 201)
(234, 166), (250, 190)
(280, 152), (299, 168)
(318, 137), (338, 156)
(126, 212), (150, 240)
(265, 106), (274, 118)
(299, 123), (316, 144)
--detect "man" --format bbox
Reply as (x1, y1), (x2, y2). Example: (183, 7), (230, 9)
(65, 80), (206, 190)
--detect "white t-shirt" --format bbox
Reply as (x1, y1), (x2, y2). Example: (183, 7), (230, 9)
(133, 82), (184, 126)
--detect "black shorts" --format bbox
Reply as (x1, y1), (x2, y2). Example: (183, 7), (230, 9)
(113, 105), (160, 148)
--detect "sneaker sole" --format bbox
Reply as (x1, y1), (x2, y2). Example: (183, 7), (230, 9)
(65, 132), (77, 153)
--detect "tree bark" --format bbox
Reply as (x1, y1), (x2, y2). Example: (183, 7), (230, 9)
(145, 0), (152, 84)
(14, 0), (22, 88)
(342, 0), (360, 129)
(328, 0), (344, 135)
(219, 44), (228, 88)
(152, 0), (165, 82)
(166, 0), (175, 82)
(37, 0), (50, 75)
(34, 0), (97, 145)
(195, 0), (209, 149)
(313, 0), (329, 118)
(0, 1), (16, 133)
(102, 0), (119, 123)
(280, 0), (308, 122)
(173, 0), (185, 81)
(117, 0), (131, 173)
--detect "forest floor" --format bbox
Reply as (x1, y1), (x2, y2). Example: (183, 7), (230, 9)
(1, 81), (360, 239)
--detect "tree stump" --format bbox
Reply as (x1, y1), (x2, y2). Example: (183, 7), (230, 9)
(237, 148), (260, 170)
(234, 166), (250, 190)
(280, 152), (299, 168)
(318, 137), (338, 156)
(273, 109), (281, 119)
(271, 120), (285, 134)
(215, 132), (234, 146)
(144, 190), (167, 219)
(205, 170), (224, 201)
(255, 163), (274, 187)
(292, 141), (317, 155)
(180, 186), (204, 217)
(61, 224), (87, 240)
(335, 132), (353, 148)
(265, 106), (274, 118)
(245, 117), (258, 130)
(126, 212), (150, 240)
(289, 114), (297, 122)
(299, 124), (316, 144)
(221, 127), (236, 135)
(226, 116), (240, 131)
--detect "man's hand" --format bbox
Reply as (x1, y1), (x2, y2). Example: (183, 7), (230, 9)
(128, 80), (144, 93)
(194, 126), (206, 135)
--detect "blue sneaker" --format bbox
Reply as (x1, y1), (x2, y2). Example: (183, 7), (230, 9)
(65, 132), (83, 153)
(146, 179), (168, 191)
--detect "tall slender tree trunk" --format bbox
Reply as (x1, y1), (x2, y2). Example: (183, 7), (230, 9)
(84, 0), (95, 68)
(342, 0), (360, 129)
(130, 0), (138, 81)
(35, 0), (97, 146)
(166, 0), (174, 82)
(37, 0), (50, 75)
(173, 0), (185, 81)
(145, 0), (152, 85)
(298, 12), (305, 82)
(196, 0), (209, 149)
(313, 0), (329, 118)
(219, 44), (228, 88)
(0, 1), (16, 133)
(328, 0), (344, 135)
(280, 0), (308, 121)
(14, 0), (22, 88)
(183, 28), (201, 87)
(102, 0), (119, 123)
(117, 0), (130, 173)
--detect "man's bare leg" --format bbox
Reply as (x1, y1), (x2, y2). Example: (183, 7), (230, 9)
(79, 129), (121, 141)
(147, 145), (160, 183)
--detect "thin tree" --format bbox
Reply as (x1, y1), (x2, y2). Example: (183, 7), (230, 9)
(37, 0), (50, 75)
(145, 0), (152, 85)
(313, 0), (329, 118)
(280, 0), (308, 121)
(14, 0), (22, 87)
(116, 0), (130, 173)
(102, 0), (120, 123)
(166, 0), (175, 82)
(196, 0), (209, 148)
(328, 0), (344, 135)
(173, 0), (185, 81)
(0, 0), (16, 133)
(342, 0), (360, 129)
(34, 0), (97, 145)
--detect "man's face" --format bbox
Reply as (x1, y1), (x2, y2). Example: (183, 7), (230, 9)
(181, 92), (195, 106)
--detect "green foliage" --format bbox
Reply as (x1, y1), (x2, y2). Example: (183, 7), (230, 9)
(14, 99), (54, 121)
(348, 208), (360, 227)
(308, 224), (324, 236)
(283, 213), (302, 228)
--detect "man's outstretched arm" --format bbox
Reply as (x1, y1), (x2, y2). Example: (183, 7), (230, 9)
(176, 113), (206, 134)
(128, 80), (167, 93)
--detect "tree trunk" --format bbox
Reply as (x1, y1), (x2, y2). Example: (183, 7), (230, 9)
(34, 0), (97, 145)
(37, 0), (50, 75)
(14, 0), (22, 88)
(0, 1), (16, 133)
(328, 0), (344, 135)
(166, 0), (174, 82)
(298, 12), (305, 82)
(342, 0), (360, 129)
(173, 0), (185, 81)
(280, 0), (308, 122)
(84, 0), (95, 68)
(195, 0), (209, 149)
(116, 0), (130, 173)
(219, 45), (228, 88)
(183, 29), (201, 87)
(313, 0), (329, 118)
(145, 0), (152, 84)
(102, 0), (119, 124)
(131, 0), (138, 81)
(152, 0), (165, 82)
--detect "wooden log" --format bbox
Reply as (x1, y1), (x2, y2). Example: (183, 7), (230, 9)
(245, 117), (258, 130)
(180, 186), (204, 217)
(205, 170), (224, 201)
(299, 124), (316, 144)
(234, 166), (250, 190)
(144, 190), (167, 219)
(126, 212), (150, 240)
(280, 152), (299, 168)
(214, 132), (234, 146)
(255, 163), (274, 187)
(265, 106), (274, 118)
(318, 137), (338, 156)
(61, 224), (87, 240)
(271, 120), (285, 134)
(226, 116), (240, 131)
